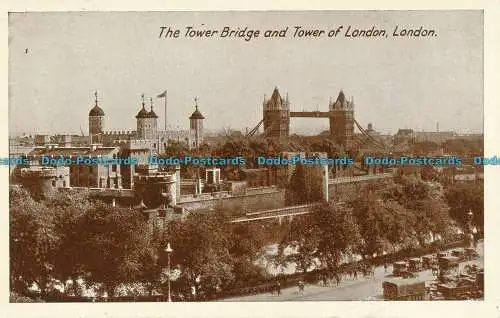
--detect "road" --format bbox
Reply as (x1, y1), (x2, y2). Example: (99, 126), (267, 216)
(221, 242), (483, 301)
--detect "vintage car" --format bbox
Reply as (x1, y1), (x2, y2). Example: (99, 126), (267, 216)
(451, 249), (466, 262)
(464, 247), (479, 260)
(422, 255), (436, 270)
(383, 278), (426, 300)
(437, 283), (471, 300)
(392, 261), (408, 277)
(408, 258), (422, 272)
(438, 256), (460, 281)
(437, 252), (447, 258)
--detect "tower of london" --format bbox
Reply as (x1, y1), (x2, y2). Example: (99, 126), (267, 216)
(90, 92), (205, 153)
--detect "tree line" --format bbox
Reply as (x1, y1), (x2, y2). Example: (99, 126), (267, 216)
(10, 173), (482, 301)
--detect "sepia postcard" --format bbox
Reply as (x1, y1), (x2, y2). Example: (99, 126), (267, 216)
(2, 3), (500, 318)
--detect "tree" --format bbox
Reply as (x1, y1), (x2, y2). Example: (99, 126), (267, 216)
(164, 211), (235, 297)
(382, 200), (412, 251)
(136, 229), (164, 296)
(349, 196), (388, 258)
(229, 223), (268, 285)
(383, 177), (453, 247)
(445, 182), (484, 233)
(48, 191), (92, 295)
(277, 215), (322, 274)
(10, 187), (65, 296)
(78, 203), (149, 297)
(406, 199), (451, 247)
(315, 203), (362, 270)
(285, 164), (325, 206)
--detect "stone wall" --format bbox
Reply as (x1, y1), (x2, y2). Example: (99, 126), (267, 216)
(178, 189), (285, 215)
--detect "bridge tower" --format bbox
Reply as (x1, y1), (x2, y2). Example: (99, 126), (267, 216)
(329, 90), (354, 149)
(263, 87), (290, 138)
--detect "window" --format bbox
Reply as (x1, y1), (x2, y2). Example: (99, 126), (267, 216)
(51, 180), (56, 187)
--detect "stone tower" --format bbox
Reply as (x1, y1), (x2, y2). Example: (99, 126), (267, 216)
(189, 98), (205, 149)
(329, 90), (354, 149)
(136, 95), (158, 140)
(147, 97), (159, 137)
(89, 91), (105, 144)
(263, 87), (290, 138)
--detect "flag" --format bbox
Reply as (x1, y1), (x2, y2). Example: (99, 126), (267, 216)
(157, 90), (167, 98)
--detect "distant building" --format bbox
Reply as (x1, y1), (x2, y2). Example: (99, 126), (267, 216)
(25, 144), (122, 189)
(413, 131), (456, 144)
(394, 129), (414, 143)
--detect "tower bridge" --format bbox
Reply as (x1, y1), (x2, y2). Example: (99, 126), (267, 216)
(248, 87), (379, 151)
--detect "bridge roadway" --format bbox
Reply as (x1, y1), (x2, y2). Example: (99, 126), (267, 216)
(229, 202), (348, 223)
(328, 173), (393, 185)
(289, 111), (333, 118)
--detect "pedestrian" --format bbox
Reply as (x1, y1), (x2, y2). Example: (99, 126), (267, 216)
(298, 280), (304, 293)
(191, 285), (196, 301)
(353, 270), (358, 280)
(276, 281), (281, 296)
(384, 262), (388, 273)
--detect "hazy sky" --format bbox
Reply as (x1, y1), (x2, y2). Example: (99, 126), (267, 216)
(9, 11), (483, 136)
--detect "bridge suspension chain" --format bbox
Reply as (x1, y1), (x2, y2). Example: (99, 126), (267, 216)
(353, 119), (392, 152)
(246, 119), (264, 137)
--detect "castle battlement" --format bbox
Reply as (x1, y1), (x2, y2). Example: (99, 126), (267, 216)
(103, 130), (136, 136)
(88, 92), (204, 152)
(20, 166), (69, 178)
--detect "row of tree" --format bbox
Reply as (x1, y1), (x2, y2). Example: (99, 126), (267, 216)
(277, 171), (484, 274)
(10, 187), (269, 299)
(10, 172), (483, 300)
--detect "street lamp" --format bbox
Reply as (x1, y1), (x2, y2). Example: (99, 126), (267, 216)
(165, 243), (173, 302)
